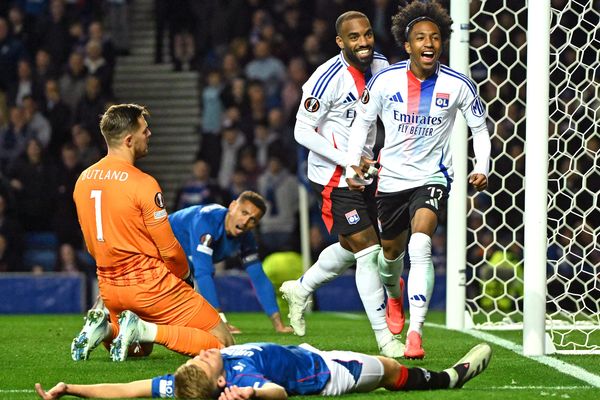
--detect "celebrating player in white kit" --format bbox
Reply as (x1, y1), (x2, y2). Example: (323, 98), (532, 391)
(346, 0), (491, 359)
(281, 11), (405, 357)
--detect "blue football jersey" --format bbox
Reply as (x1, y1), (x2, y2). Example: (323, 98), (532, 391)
(222, 343), (330, 394)
(168, 204), (260, 273)
(151, 343), (331, 398)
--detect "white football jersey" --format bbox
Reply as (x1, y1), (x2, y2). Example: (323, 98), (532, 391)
(348, 61), (487, 193)
(296, 51), (389, 187)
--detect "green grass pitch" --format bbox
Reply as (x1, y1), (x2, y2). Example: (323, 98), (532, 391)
(1, 311), (598, 399)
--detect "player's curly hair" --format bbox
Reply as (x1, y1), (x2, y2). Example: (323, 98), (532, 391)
(391, 0), (453, 45)
(174, 363), (218, 399)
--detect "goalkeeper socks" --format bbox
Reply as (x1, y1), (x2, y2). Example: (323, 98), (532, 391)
(155, 325), (223, 356)
(407, 233), (434, 335)
(300, 242), (355, 293)
(355, 244), (388, 331)
(378, 251), (405, 299)
(394, 367), (450, 390)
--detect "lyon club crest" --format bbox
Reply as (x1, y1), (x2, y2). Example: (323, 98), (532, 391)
(435, 93), (449, 108)
(345, 209), (360, 225)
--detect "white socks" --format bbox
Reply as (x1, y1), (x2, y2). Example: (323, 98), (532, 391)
(137, 319), (158, 342)
(407, 232), (434, 335)
(378, 251), (405, 299)
(355, 244), (388, 332)
(299, 242), (355, 295)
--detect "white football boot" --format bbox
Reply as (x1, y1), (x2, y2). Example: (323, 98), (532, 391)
(110, 310), (141, 362)
(446, 343), (492, 388)
(378, 336), (406, 358)
(71, 308), (109, 361)
(280, 280), (311, 336)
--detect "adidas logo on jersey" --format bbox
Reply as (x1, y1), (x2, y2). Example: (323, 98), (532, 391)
(425, 198), (439, 209)
(342, 92), (357, 104)
(389, 92), (404, 103)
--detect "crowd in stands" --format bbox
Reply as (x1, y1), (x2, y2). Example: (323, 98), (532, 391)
(1, 0), (595, 313)
(0, 0), (119, 273)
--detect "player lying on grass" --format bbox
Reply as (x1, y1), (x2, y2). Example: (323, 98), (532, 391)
(35, 342), (491, 399)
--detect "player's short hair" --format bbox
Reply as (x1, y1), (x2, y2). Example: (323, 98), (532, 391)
(391, 0), (453, 45)
(100, 103), (149, 147)
(335, 11), (369, 35)
(174, 363), (218, 399)
(238, 190), (267, 217)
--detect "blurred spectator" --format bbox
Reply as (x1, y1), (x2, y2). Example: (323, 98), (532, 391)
(257, 154), (299, 255)
(0, 106), (30, 173)
(174, 159), (224, 210)
(0, 232), (24, 272)
(239, 79), (267, 135)
(59, 51), (88, 112)
(201, 69), (224, 135)
(7, 5), (34, 54)
(88, 21), (116, 70)
(67, 20), (87, 54)
(35, 0), (71, 67)
(53, 143), (83, 247)
(280, 57), (307, 123)
(55, 242), (88, 274)
(221, 76), (248, 110)
(220, 52), (241, 83)
(302, 33), (328, 72)
(42, 79), (72, 158)
(0, 17), (27, 93)
(253, 122), (280, 170)
(22, 95), (52, 148)
(170, 0), (195, 71)
(33, 48), (57, 90)
(236, 145), (260, 191)
(218, 124), (246, 188)
(74, 76), (106, 143)
(0, 192), (24, 271)
(103, 0), (130, 55)
(7, 137), (58, 231)
(223, 166), (249, 203)
(8, 59), (43, 106)
(71, 124), (101, 168)
(83, 39), (112, 97)
(244, 40), (286, 103)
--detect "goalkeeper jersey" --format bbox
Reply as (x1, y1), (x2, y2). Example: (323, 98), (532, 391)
(151, 343), (331, 398)
(73, 155), (188, 284)
(295, 51), (388, 188)
(347, 61), (488, 193)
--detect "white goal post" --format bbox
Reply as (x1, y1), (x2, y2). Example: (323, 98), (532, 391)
(446, 0), (600, 355)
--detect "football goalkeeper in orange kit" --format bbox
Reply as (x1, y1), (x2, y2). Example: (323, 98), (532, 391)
(71, 104), (234, 362)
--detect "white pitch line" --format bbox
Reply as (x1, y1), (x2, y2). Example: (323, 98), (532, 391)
(489, 386), (595, 390)
(0, 390), (34, 393)
(427, 322), (600, 388)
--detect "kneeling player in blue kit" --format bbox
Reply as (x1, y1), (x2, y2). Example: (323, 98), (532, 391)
(35, 342), (492, 399)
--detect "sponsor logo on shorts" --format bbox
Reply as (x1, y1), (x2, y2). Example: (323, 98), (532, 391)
(345, 209), (360, 225)
(154, 192), (165, 208)
(304, 97), (320, 112)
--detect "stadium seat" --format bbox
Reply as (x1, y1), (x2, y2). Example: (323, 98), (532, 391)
(23, 249), (57, 271)
(25, 231), (59, 250)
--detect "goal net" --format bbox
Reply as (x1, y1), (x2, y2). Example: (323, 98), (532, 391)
(463, 0), (599, 354)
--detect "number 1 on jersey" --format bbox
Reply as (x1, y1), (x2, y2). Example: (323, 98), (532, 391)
(91, 190), (105, 242)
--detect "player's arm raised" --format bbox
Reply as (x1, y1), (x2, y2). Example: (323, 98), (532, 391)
(35, 380), (152, 399)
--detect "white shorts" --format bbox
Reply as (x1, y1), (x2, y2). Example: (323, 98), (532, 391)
(299, 343), (384, 396)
